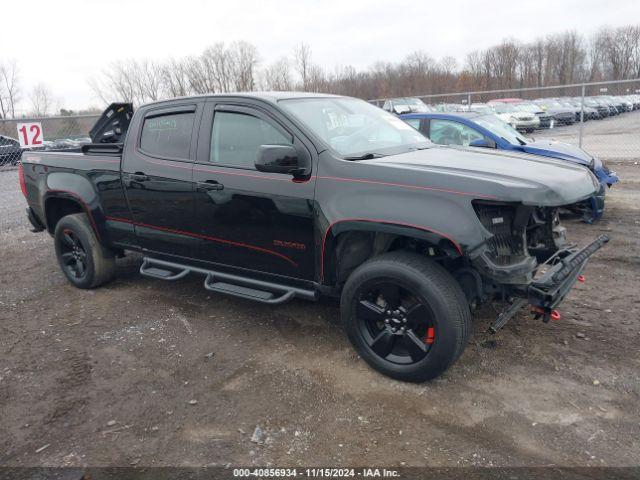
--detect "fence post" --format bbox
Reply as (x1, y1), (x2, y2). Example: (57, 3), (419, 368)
(467, 93), (471, 111)
(578, 84), (586, 148)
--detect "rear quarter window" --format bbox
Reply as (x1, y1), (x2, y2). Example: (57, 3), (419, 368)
(140, 112), (195, 159)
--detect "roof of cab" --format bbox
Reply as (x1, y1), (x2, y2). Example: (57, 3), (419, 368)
(139, 91), (342, 109)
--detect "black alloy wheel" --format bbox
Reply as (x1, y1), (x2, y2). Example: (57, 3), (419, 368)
(59, 228), (89, 280)
(356, 280), (436, 365)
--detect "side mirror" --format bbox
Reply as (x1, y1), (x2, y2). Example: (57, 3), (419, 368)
(469, 138), (497, 148)
(255, 145), (306, 176)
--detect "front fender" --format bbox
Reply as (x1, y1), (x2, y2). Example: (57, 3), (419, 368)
(314, 167), (491, 285)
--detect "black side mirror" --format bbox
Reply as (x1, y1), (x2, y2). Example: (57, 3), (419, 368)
(256, 145), (306, 176)
(469, 138), (497, 149)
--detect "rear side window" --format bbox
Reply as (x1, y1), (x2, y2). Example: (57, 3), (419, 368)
(140, 112), (195, 159)
(210, 111), (292, 168)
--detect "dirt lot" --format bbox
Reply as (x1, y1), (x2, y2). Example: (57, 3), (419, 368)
(1, 157), (639, 468)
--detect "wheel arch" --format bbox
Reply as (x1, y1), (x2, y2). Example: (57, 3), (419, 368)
(320, 219), (463, 286)
(44, 192), (101, 240)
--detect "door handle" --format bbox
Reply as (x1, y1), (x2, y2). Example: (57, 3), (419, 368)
(129, 172), (150, 182)
(196, 180), (224, 191)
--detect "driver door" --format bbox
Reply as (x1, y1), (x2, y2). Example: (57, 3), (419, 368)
(190, 101), (317, 281)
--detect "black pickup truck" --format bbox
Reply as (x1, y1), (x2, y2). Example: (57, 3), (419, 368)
(20, 93), (609, 382)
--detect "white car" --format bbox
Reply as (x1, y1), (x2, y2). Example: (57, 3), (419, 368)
(489, 103), (540, 133)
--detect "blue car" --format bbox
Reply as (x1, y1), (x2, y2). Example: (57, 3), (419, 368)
(400, 112), (619, 222)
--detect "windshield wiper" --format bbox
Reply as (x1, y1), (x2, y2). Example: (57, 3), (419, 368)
(343, 152), (387, 160)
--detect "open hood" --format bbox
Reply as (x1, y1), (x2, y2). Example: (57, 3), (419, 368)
(89, 103), (134, 144)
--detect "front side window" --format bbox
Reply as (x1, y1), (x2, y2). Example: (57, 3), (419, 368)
(403, 118), (422, 131)
(429, 119), (485, 146)
(210, 111), (292, 168)
(140, 112), (195, 159)
(280, 97), (429, 158)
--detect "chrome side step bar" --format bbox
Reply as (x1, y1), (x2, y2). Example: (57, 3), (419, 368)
(139, 257), (317, 305)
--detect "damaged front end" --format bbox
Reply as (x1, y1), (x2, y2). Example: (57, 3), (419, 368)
(466, 201), (608, 331)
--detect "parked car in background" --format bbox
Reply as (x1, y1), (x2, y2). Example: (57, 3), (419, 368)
(469, 103), (494, 114)
(596, 96), (621, 115)
(400, 111), (619, 222)
(488, 97), (523, 104)
(489, 102), (540, 132)
(0, 135), (23, 166)
(434, 103), (466, 113)
(558, 100), (598, 121)
(581, 97), (611, 118)
(532, 100), (576, 125)
(382, 97), (433, 114)
(512, 102), (554, 128)
(613, 96), (634, 112)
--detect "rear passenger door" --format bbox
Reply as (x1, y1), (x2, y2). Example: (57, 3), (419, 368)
(121, 101), (202, 258)
(191, 100), (317, 281)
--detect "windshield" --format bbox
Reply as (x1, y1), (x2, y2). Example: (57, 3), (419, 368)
(474, 114), (530, 145)
(279, 97), (430, 157)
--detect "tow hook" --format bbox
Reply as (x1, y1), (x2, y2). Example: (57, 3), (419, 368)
(531, 306), (561, 323)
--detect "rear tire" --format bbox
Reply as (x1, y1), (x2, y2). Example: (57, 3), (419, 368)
(340, 251), (471, 382)
(54, 213), (116, 289)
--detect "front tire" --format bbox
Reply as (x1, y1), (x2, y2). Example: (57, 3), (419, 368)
(54, 213), (116, 289)
(340, 251), (471, 382)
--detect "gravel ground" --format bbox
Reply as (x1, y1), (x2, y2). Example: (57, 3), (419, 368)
(1, 153), (639, 468)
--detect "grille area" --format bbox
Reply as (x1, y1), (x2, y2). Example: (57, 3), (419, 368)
(474, 203), (523, 258)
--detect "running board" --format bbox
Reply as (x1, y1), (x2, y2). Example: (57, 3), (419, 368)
(139, 257), (317, 305)
(140, 259), (190, 280)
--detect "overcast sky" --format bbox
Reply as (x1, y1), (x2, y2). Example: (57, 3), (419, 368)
(1, 0), (638, 111)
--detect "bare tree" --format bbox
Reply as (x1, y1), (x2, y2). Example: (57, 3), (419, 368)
(83, 23), (640, 106)
(294, 43), (312, 90)
(262, 57), (293, 90)
(230, 41), (259, 91)
(0, 60), (20, 119)
(30, 83), (54, 116)
(162, 58), (191, 98)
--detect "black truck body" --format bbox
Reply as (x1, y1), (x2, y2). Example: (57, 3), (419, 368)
(20, 93), (608, 381)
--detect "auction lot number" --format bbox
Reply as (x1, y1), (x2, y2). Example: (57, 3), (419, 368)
(16, 122), (44, 147)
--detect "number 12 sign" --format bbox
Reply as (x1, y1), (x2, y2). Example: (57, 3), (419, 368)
(16, 122), (44, 147)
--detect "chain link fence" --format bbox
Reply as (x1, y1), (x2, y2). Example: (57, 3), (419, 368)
(370, 78), (640, 162)
(0, 114), (100, 168)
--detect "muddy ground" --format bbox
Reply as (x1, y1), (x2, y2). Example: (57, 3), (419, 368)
(0, 159), (639, 468)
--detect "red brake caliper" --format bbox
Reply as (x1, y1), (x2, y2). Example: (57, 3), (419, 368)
(425, 327), (435, 344)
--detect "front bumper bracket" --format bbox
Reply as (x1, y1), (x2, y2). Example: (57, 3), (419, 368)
(528, 234), (609, 310)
